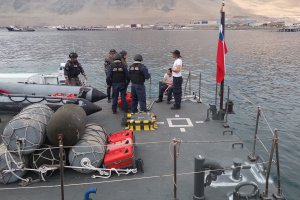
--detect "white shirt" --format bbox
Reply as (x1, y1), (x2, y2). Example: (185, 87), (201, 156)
(163, 73), (173, 84)
(172, 58), (182, 77)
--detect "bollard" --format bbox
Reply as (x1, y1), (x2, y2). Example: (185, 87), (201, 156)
(232, 158), (242, 181)
(193, 155), (205, 200)
(205, 109), (210, 122)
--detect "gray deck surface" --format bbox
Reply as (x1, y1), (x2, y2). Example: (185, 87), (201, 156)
(0, 98), (278, 200)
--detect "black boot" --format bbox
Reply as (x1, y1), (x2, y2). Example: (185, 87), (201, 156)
(155, 98), (163, 103)
(155, 95), (163, 103)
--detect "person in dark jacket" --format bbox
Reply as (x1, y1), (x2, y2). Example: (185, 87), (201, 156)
(104, 49), (116, 102)
(128, 54), (150, 113)
(64, 52), (87, 86)
(106, 54), (130, 114)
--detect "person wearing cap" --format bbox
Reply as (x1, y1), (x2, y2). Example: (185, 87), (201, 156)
(106, 54), (130, 114)
(120, 50), (128, 67)
(155, 68), (173, 104)
(128, 54), (150, 113)
(104, 49), (117, 102)
(64, 52), (87, 86)
(170, 50), (183, 109)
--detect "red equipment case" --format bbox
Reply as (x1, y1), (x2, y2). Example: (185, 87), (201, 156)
(108, 130), (135, 143)
(103, 145), (135, 169)
(117, 92), (132, 109)
(107, 138), (133, 152)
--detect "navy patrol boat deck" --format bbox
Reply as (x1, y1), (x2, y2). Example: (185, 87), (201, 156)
(0, 95), (283, 200)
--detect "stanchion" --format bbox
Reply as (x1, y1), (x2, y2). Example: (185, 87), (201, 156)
(262, 129), (277, 200)
(223, 86), (230, 128)
(197, 72), (202, 103)
(173, 139), (178, 200)
(58, 134), (65, 200)
(272, 129), (285, 200)
(248, 106), (261, 162)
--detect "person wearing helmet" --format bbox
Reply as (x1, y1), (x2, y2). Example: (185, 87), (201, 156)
(120, 50), (128, 67)
(64, 52), (87, 86)
(170, 50), (183, 109)
(106, 54), (130, 114)
(128, 54), (150, 113)
(104, 49), (117, 103)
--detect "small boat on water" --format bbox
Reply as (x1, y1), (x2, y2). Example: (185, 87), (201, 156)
(0, 93), (101, 115)
(0, 81), (107, 103)
(6, 26), (35, 32)
(0, 63), (65, 85)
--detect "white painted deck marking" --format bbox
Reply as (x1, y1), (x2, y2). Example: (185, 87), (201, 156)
(156, 122), (165, 125)
(195, 121), (204, 124)
(175, 114), (180, 118)
(180, 128), (186, 132)
(167, 118), (194, 128)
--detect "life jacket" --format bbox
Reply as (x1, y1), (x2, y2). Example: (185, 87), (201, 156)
(129, 64), (145, 84)
(65, 61), (81, 78)
(112, 63), (126, 83)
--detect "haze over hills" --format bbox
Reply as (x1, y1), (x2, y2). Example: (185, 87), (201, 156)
(0, 0), (299, 26)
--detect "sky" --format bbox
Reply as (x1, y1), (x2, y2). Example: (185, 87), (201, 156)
(0, 0), (299, 26)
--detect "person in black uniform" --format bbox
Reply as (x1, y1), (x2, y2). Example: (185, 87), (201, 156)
(106, 54), (130, 114)
(128, 54), (150, 113)
(64, 52), (87, 86)
(104, 49), (117, 103)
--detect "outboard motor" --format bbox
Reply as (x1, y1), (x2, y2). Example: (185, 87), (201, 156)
(193, 155), (224, 200)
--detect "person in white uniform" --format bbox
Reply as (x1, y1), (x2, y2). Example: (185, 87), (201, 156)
(155, 68), (173, 104)
(170, 50), (183, 109)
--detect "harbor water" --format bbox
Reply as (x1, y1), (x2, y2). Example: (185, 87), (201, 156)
(0, 29), (299, 199)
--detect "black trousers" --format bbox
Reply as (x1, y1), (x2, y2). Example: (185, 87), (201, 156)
(173, 77), (183, 108)
(107, 84), (112, 99)
(159, 84), (173, 101)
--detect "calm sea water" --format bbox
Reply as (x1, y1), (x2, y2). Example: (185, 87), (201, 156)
(0, 29), (299, 199)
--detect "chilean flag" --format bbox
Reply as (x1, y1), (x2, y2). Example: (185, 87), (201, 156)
(216, 24), (228, 83)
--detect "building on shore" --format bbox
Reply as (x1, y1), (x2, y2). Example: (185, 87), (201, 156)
(279, 23), (300, 32)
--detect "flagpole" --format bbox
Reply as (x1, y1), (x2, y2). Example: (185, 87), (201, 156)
(219, 1), (225, 111)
